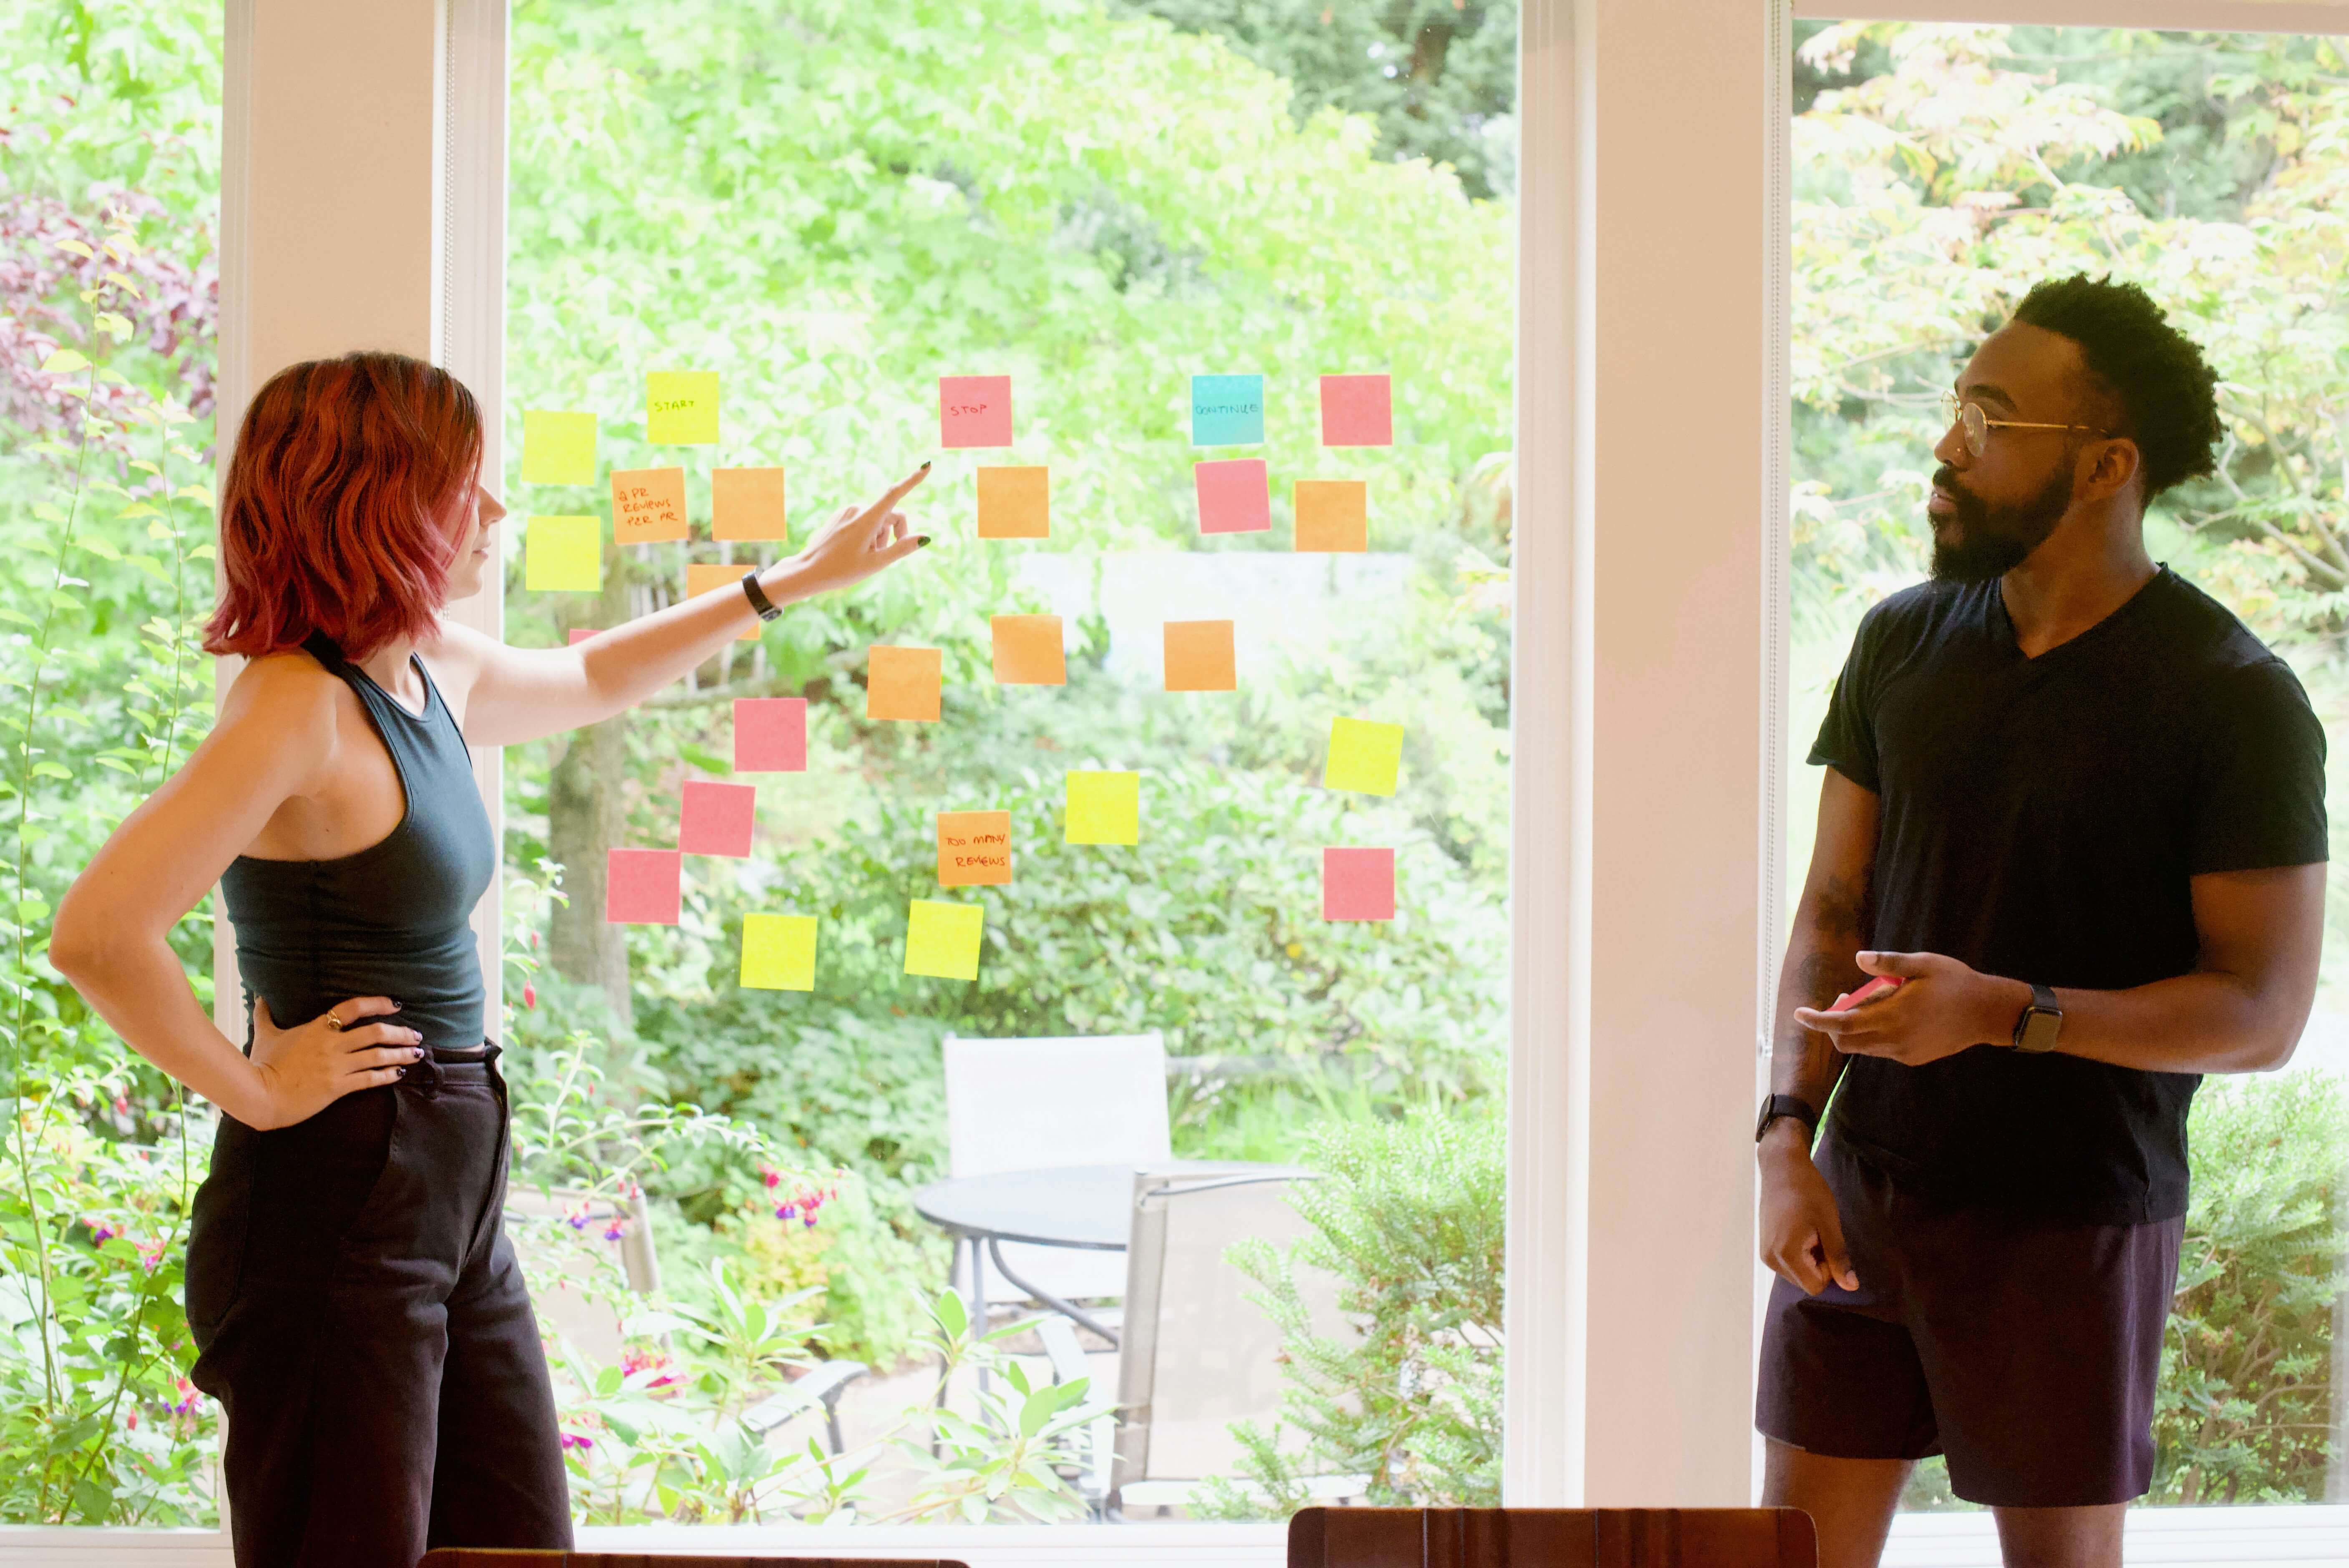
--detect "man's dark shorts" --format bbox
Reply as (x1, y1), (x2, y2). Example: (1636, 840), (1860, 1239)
(1756, 1135), (2184, 1508)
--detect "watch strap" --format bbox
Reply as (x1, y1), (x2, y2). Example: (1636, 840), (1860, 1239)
(2011, 982), (2062, 1052)
(1755, 1093), (1821, 1146)
(740, 569), (783, 622)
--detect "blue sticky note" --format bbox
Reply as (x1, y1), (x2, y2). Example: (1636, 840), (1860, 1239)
(1191, 374), (1265, 447)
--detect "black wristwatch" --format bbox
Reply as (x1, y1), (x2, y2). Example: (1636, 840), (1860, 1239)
(2011, 982), (2062, 1054)
(1755, 1094), (1821, 1147)
(740, 568), (783, 622)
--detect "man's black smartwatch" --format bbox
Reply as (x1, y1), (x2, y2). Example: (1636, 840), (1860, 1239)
(740, 568), (783, 622)
(2011, 982), (2062, 1054)
(1755, 1094), (1821, 1147)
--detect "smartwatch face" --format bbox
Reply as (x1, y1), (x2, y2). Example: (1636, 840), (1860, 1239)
(2019, 1008), (2062, 1054)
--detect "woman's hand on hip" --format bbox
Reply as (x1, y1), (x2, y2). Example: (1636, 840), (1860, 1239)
(242, 994), (423, 1129)
(776, 463), (932, 601)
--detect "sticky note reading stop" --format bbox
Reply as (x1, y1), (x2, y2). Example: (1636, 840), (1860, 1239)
(1065, 771), (1140, 846)
(680, 779), (756, 857)
(568, 627), (602, 645)
(991, 614), (1066, 685)
(1319, 374), (1393, 447)
(647, 371), (719, 444)
(1294, 479), (1368, 553)
(867, 646), (942, 721)
(906, 899), (984, 981)
(526, 516), (601, 591)
(613, 466), (689, 545)
(939, 375), (1012, 448)
(976, 466), (1050, 539)
(1324, 717), (1404, 796)
(713, 467), (787, 541)
(1195, 459), (1271, 535)
(1191, 374), (1265, 446)
(937, 810), (1012, 887)
(607, 848), (682, 924)
(685, 563), (760, 639)
(740, 913), (818, 992)
(735, 697), (807, 773)
(1163, 620), (1236, 692)
(1323, 847), (1395, 921)
(521, 410), (597, 486)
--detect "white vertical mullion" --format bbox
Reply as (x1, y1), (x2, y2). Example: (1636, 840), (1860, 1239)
(209, 0), (257, 1045)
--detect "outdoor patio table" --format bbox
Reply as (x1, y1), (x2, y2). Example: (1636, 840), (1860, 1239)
(911, 1159), (1295, 1347)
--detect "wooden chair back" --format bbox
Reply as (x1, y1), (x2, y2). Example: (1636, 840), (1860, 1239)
(1288, 1506), (1818, 1568)
(418, 1553), (971, 1567)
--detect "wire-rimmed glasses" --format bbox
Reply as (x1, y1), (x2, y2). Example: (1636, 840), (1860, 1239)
(1939, 391), (2107, 458)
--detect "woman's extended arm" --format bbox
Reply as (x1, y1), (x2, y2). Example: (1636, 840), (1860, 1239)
(438, 464), (929, 748)
(49, 660), (425, 1127)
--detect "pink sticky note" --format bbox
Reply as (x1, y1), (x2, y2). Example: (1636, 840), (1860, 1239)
(939, 375), (1013, 449)
(607, 848), (682, 924)
(568, 628), (599, 645)
(1195, 458), (1271, 535)
(1322, 847), (1395, 921)
(680, 780), (756, 858)
(735, 697), (807, 773)
(1828, 975), (1905, 1012)
(1320, 374), (1393, 447)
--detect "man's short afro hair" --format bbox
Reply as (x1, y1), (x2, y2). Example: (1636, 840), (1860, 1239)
(2009, 273), (2222, 501)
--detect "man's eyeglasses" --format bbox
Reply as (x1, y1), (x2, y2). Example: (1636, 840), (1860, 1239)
(1938, 391), (2107, 458)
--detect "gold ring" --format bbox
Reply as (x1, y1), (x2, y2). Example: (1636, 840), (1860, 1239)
(325, 1012), (344, 1032)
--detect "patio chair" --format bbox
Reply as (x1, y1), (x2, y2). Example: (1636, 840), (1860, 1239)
(941, 1032), (1171, 1315)
(1285, 1506), (1820, 1567)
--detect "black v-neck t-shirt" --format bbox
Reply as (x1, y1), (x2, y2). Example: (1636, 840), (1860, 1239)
(1810, 566), (2328, 1225)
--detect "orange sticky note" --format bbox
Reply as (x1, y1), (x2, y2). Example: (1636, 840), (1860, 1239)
(937, 810), (1013, 887)
(713, 467), (788, 541)
(991, 614), (1066, 686)
(1164, 620), (1236, 692)
(868, 646), (942, 721)
(976, 466), (1050, 539)
(612, 466), (689, 544)
(685, 563), (760, 639)
(1294, 479), (1368, 553)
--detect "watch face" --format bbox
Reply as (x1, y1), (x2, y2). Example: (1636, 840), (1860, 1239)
(2019, 1009), (2062, 1054)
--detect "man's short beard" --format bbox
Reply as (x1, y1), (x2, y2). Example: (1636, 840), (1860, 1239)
(1929, 464), (2075, 582)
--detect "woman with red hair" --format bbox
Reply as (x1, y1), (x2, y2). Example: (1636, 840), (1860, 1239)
(50, 350), (927, 1565)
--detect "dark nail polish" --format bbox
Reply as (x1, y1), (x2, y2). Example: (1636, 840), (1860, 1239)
(395, 1067), (407, 1077)
(412, 1047), (426, 1060)
(919, 460), (932, 472)
(916, 535), (932, 548)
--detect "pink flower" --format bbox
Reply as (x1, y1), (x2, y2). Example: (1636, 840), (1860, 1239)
(523, 982), (536, 1010)
(601, 1221), (626, 1242)
(560, 1432), (594, 1451)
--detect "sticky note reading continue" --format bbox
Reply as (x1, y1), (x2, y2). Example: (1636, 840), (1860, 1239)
(685, 563), (760, 640)
(607, 848), (682, 924)
(1065, 771), (1140, 846)
(991, 615), (1066, 686)
(740, 913), (818, 992)
(1191, 374), (1265, 446)
(680, 779), (756, 857)
(976, 466), (1049, 539)
(1294, 479), (1368, 553)
(1320, 374), (1393, 447)
(521, 410), (596, 486)
(1325, 717), (1404, 796)
(1195, 459), (1271, 535)
(526, 516), (601, 591)
(613, 466), (689, 545)
(1323, 847), (1396, 922)
(906, 899), (984, 981)
(937, 810), (1012, 887)
(939, 375), (1012, 448)
(868, 646), (942, 721)
(735, 697), (807, 773)
(1164, 620), (1236, 692)
(713, 467), (787, 541)
(647, 371), (719, 445)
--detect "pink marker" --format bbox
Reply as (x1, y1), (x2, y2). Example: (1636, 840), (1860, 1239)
(1828, 975), (1905, 1012)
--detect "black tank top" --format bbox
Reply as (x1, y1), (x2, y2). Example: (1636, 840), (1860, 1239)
(220, 632), (496, 1049)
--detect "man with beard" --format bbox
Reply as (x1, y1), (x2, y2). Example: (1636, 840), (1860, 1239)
(1754, 274), (2327, 1568)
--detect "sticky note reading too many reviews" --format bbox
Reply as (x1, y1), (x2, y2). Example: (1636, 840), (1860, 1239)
(1325, 717), (1405, 796)
(1323, 847), (1396, 922)
(906, 899), (984, 981)
(1195, 458), (1271, 535)
(685, 564), (760, 640)
(1191, 374), (1265, 446)
(867, 646), (943, 722)
(1294, 479), (1368, 553)
(713, 467), (788, 541)
(735, 697), (807, 773)
(937, 810), (1012, 887)
(939, 375), (1013, 449)
(991, 615), (1066, 686)
(1320, 374), (1394, 448)
(1163, 620), (1236, 692)
(607, 848), (682, 925)
(680, 779), (757, 858)
(613, 466), (690, 545)
(976, 466), (1050, 539)
(647, 371), (720, 445)
(526, 516), (602, 591)
(1065, 771), (1140, 846)
(740, 913), (818, 992)
(521, 410), (597, 486)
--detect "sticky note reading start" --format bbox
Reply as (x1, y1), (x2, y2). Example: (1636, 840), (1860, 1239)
(937, 810), (1013, 887)
(647, 371), (719, 445)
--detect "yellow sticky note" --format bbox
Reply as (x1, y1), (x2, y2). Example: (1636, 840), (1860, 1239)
(991, 614), (1066, 686)
(647, 371), (719, 445)
(1065, 771), (1139, 846)
(868, 646), (943, 722)
(685, 563), (760, 639)
(740, 913), (817, 992)
(976, 466), (1050, 539)
(521, 410), (596, 486)
(1294, 479), (1368, 553)
(1164, 620), (1236, 692)
(1325, 716), (1404, 795)
(612, 466), (690, 545)
(906, 899), (984, 981)
(525, 515), (601, 591)
(713, 467), (787, 541)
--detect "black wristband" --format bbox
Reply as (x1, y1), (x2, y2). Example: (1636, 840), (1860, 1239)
(740, 569), (783, 622)
(1755, 1093), (1821, 1146)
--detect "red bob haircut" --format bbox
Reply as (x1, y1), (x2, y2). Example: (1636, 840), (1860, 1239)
(204, 351), (483, 661)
